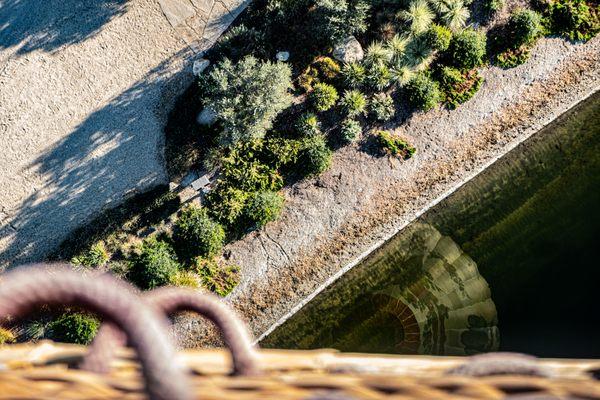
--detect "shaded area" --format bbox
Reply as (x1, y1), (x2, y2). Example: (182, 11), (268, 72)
(0, 49), (192, 269)
(0, 0), (128, 55)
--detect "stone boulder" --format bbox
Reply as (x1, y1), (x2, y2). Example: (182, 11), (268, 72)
(192, 58), (210, 76)
(276, 51), (290, 62)
(333, 36), (364, 63)
(197, 106), (217, 125)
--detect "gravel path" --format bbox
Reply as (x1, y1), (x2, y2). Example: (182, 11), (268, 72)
(0, 0), (248, 269)
(175, 35), (600, 347)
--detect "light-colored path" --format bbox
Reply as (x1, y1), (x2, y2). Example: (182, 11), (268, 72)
(0, 0), (248, 268)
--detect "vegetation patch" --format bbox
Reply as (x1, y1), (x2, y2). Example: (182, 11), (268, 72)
(377, 131), (417, 159)
(47, 313), (99, 345)
(438, 67), (484, 109)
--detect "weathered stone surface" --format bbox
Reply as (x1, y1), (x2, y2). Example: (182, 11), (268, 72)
(276, 51), (290, 62)
(197, 106), (218, 125)
(333, 36), (364, 63)
(0, 0), (249, 269)
(193, 58), (210, 75)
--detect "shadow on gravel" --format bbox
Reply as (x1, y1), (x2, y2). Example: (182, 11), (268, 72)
(0, 48), (193, 269)
(0, 0), (128, 54)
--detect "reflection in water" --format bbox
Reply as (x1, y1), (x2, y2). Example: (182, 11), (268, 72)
(264, 92), (600, 358)
(263, 223), (499, 356)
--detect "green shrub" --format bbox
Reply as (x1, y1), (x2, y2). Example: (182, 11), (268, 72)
(128, 238), (180, 290)
(386, 35), (409, 63)
(403, 35), (434, 70)
(508, 9), (544, 47)
(340, 90), (368, 117)
(173, 206), (225, 260)
(196, 258), (240, 297)
(438, 67), (483, 109)
(342, 62), (366, 89)
(244, 191), (285, 228)
(170, 270), (201, 288)
(313, 0), (371, 44)
(205, 187), (251, 229)
(397, 0), (435, 35)
(48, 313), (99, 345)
(70, 242), (109, 268)
(369, 92), (396, 121)
(0, 327), (15, 345)
(340, 118), (362, 143)
(263, 137), (303, 168)
(448, 28), (487, 70)
(376, 131), (417, 159)
(482, 0), (504, 20)
(299, 134), (333, 176)
(365, 41), (392, 66)
(203, 56), (293, 145)
(439, 0), (471, 32)
(310, 82), (339, 112)
(296, 112), (322, 136)
(211, 24), (266, 61)
(313, 56), (341, 80)
(424, 24), (452, 51)
(367, 63), (392, 91)
(405, 73), (441, 111)
(549, 0), (599, 41)
(495, 46), (532, 68)
(390, 65), (414, 87)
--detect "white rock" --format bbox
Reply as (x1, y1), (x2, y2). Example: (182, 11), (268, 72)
(333, 36), (364, 63)
(197, 106), (217, 126)
(192, 58), (210, 76)
(276, 51), (290, 62)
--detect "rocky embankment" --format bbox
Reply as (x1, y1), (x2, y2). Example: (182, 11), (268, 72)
(175, 35), (600, 347)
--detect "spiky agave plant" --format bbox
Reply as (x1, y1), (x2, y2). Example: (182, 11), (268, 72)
(386, 34), (410, 64)
(397, 0), (435, 35)
(403, 36), (434, 71)
(341, 62), (367, 89)
(429, 0), (450, 13)
(365, 41), (392, 66)
(440, 0), (470, 32)
(389, 64), (415, 87)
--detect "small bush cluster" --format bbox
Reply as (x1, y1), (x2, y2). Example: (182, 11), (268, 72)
(369, 92), (395, 121)
(548, 0), (600, 41)
(405, 73), (442, 111)
(377, 131), (417, 159)
(70, 242), (109, 268)
(310, 82), (340, 111)
(299, 56), (341, 91)
(438, 67), (484, 109)
(296, 112), (321, 136)
(482, 0), (504, 21)
(340, 118), (362, 143)
(490, 9), (543, 68)
(448, 28), (487, 71)
(128, 238), (180, 290)
(509, 9), (544, 47)
(244, 191), (285, 229)
(47, 313), (99, 345)
(173, 206), (225, 261)
(424, 24), (453, 51)
(340, 89), (368, 117)
(299, 134), (333, 176)
(196, 258), (240, 297)
(313, 0), (371, 45)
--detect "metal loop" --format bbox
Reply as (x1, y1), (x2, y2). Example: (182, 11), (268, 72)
(82, 287), (260, 376)
(0, 264), (192, 400)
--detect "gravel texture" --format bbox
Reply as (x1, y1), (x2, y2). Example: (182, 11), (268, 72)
(175, 35), (600, 347)
(0, 0), (248, 269)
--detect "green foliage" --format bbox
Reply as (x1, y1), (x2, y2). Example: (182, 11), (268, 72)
(508, 9), (544, 47)
(403, 35), (434, 70)
(244, 191), (285, 228)
(438, 0), (471, 32)
(263, 137), (303, 168)
(211, 24), (266, 61)
(495, 46), (532, 68)
(397, 0), (435, 35)
(0, 327), (15, 345)
(128, 238), (180, 290)
(365, 41), (392, 66)
(340, 89), (368, 117)
(448, 28), (487, 70)
(376, 131), (417, 159)
(405, 73), (442, 111)
(296, 112), (322, 136)
(482, 0), (504, 20)
(390, 65), (415, 87)
(438, 67), (483, 109)
(310, 82), (339, 111)
(70, 242), (109, 268)
(48, 313), (99, 345)
(298, 57), (342, 91)
(549, 0), (600, 41)
(313, 0), (372, 44)
(196, 258), (240, 297)
(340, 118), (362, 143)
(367, 63), (392, 91)
(173, 206), (225, 260)
(369, 92), (396, 121)
(424, 24), (452, 51)
(170, 270), (201, 288)
(203, 56), (293, 146)
(205, 187), (251, 229)
(386, 34), (410, 63)
(299, 135), (333, 176)
(342, 62), (367, 89)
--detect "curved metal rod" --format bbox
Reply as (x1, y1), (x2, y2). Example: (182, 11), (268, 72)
(82, 287), (260, 375)
(0, 264), (191, 400)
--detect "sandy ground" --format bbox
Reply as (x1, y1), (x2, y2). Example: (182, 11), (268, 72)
(0, 0), (248, 269)
(174, 35), (600, 347)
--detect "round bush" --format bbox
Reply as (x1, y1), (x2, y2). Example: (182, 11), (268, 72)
(341, 62), (366, 89)
(367, 63), (392, 91)
(405, 73), (441, 111)
(340, 118), (362, 143)
(310, 83), (339, 112)
(128, 238), (180, 290)
(244, 191), (285, 228)
(48, 313), (99, 345)
(550, 0), (598, 41)
(296, 112), (321, 136)
(369, 92), (396, 121)
(424, 24), (452, 51)
(448, 28), (487, 70)
(299, 134), (333, 176)
(340, 89), (368, 117)
(173, 206), (225, 260)
(508, 9), (543, 47)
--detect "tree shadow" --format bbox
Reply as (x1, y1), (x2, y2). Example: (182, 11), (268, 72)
(0, 48), (194, 269)
(0, 0), (129, 55)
